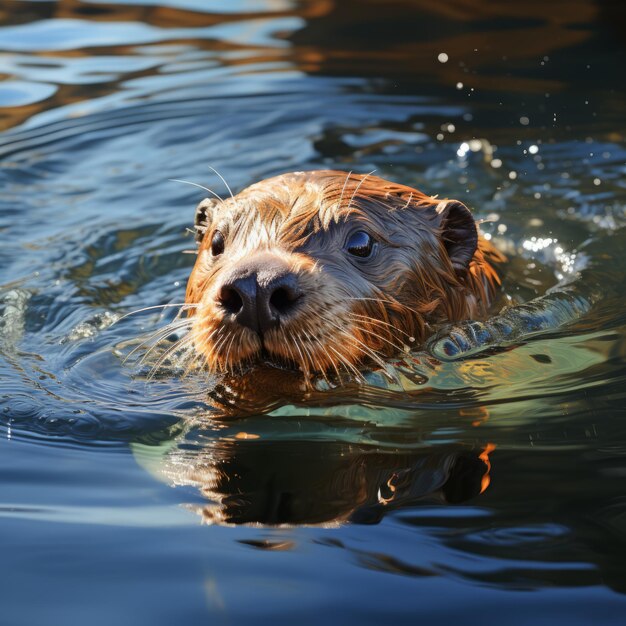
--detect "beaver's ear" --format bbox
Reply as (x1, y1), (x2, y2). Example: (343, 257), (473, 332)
(194, 198), (219, 244)
(435, 200), (478, 276)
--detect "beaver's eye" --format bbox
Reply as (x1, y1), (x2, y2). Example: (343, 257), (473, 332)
(211, 230), (225, 256)
(345, 230), (374, 258)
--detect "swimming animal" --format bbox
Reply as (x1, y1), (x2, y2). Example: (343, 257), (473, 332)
(185, 170), (506, 379)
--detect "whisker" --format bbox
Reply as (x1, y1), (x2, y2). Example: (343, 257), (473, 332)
(347, 169), (377, 210)
(138, 323), (193, 367)
(220, 331), (237, 374)
(324, 319), (392, 372)
(345, 337), (390, 373)
(188, 326), (221, 375)
(281, 328), (297, 369)
(123, 319), (192, 364)
(328, 345), (366, 383)
(212, 329), (233, 373)
(223, 331), (238, 371)
(169, 178), (224, 203)
(337, 170), (353, 210)
(402, 192), (414, 210)
(343, 318), (405, 353)
(147, 332), (196, 380)
(347, 296), (422, 319)
(142, 318), (216, 375)
(301, 323), (336, 386)
(189, 324), (220, 358)
(184, 327), (222, 378)
(115, 303), (197, 323)
(286, 330), (306, 374)
(343, 338), (400, 384)
(296, 327), (328, 385)
(208, 166), (235, 200)
(181, 347), (203, 379)
(316, 341), (342, 385)
(289, 330), (310, 378)
(300, 323), (352, 381)
(347, 312), (414, 340)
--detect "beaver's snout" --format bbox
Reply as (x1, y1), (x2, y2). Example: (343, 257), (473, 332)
(217, 252), (303, 335)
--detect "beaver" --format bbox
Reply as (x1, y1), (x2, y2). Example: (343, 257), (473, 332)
(184, 170), (506, 379)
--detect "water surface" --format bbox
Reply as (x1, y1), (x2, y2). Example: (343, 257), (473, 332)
(1, 1), (625, 624)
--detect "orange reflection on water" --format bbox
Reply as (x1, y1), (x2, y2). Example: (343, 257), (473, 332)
(460, 405), (490, 427)
(479, 443), (496, 494)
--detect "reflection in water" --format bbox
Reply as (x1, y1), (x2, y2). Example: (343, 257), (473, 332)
(134, 427), (492, 526)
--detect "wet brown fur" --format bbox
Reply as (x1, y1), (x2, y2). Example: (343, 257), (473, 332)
(185, 170), (505, 378)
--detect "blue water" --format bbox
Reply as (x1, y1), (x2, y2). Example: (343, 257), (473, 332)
(1, 1), (625, 624)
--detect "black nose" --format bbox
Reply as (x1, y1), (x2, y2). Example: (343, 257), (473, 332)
(218, 257), (302, 334)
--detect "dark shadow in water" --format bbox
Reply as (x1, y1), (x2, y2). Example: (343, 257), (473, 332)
(146, 432), (491, 526)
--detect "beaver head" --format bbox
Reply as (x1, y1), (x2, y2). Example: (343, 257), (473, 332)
(185, 170), (502, 377)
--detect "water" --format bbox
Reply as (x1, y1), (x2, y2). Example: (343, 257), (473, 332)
(1, 1), (625, 624)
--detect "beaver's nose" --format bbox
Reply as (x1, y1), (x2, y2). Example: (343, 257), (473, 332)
(218, 258), (302, 334)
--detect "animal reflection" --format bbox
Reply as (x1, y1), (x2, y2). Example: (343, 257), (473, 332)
(149, 434), (494, 526)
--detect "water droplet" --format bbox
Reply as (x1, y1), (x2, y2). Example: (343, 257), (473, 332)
(520, 116), (530, 126)
(438, 53), (448, 63)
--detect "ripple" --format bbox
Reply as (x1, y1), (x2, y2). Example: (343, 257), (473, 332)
(465, 523), (569, 547)
(0, 17), (302, 52)
(0, 80), (57, 107)
(3, 54), (165, 86)
(0, 3), (625, 621)
(0, 503), (195, 527)
(89, 0), (294, 12)
(238, 539), (296, 550)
